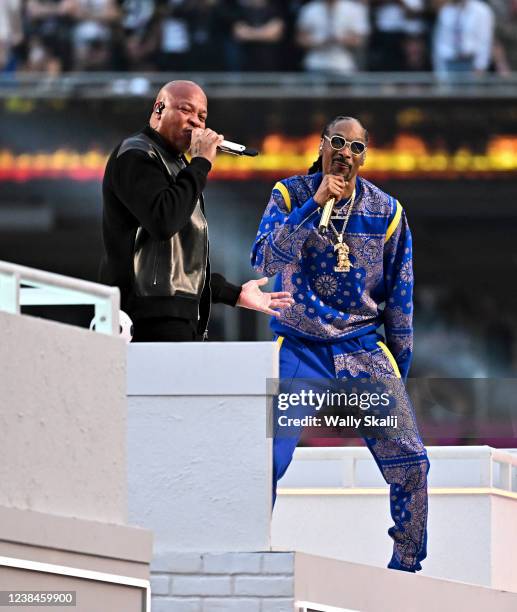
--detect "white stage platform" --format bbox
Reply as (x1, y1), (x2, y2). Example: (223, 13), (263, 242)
(127, 341), (517, 610)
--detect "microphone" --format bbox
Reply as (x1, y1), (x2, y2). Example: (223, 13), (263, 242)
(318, 197), (335, 234)
(217, 139), (259, 157)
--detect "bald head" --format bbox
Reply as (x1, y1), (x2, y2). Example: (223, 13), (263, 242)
(150, 80), (208, 153)
(154, 80), (207, 108)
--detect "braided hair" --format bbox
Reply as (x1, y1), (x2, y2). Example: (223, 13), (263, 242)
(308, 116), (369, 174)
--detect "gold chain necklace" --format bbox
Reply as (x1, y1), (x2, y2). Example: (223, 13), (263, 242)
(327, 189), (355, 273)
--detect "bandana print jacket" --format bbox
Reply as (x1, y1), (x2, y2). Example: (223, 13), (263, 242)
(251, 172), (414, 379)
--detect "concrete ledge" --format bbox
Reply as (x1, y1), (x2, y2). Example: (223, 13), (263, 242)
(0, 507), (153, 611)
(294, 553), (517, 612)
(128, 342), (276, 553)
(0, 556), (149, 612)
(0, 289), (151, 612)
(127, 341), (279, 395)
(0, 505), (152, 564)
(0, 310), (126, 523)
(148, 550), (517, 612)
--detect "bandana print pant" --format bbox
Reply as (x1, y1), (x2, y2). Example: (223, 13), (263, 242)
(273, 332), (429, 572)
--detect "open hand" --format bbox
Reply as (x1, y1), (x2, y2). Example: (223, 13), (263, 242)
(237, 277), (295, 317)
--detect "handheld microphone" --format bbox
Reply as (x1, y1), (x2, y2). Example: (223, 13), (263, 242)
(318, 197), (335, 234)
(217, 139), (259, 157)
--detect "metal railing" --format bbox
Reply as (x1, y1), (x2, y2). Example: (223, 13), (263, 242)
(279, 445), (517, 495)
(1, 72), (516, 99)
(0, 260), (119, 335)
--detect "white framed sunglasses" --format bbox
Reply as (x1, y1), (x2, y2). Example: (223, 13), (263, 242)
(324, 134), (367, 155)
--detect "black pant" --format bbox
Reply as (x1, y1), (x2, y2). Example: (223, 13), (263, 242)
(132, 317), (199, 342)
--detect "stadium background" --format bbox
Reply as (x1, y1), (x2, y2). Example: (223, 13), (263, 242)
(0, 74), (517, 446)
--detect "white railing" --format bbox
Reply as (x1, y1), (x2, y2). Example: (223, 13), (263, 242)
(280, 446), (517, 495)
(0, 260), (119, 335)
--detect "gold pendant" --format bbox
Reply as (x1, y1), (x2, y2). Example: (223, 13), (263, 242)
(334, 240), (353, 273)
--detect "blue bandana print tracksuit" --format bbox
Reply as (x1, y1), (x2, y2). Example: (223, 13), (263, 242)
(251, 172), (429, 572)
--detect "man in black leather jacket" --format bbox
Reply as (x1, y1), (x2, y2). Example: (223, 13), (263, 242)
(100, 80), (293, 341)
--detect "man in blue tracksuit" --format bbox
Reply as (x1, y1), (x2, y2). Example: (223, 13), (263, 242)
(251, 115), (429, 572)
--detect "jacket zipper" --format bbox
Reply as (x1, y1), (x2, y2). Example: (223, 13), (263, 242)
(152, 243), (160, 285)
(198, 199), (209, 338)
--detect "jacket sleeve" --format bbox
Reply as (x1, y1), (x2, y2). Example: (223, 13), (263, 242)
(383, 200), (413, 380)
(112, 150), (211, 241)
(210, 273), (241, 306)
(250, 181), (320, 277)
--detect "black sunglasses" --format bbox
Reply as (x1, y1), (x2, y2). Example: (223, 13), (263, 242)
(324, 134), (367, 155)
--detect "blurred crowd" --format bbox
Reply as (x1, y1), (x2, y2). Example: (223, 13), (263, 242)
(1, 0), (516, 76)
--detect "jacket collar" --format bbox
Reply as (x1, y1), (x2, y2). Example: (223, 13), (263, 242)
(143, 125), (183, 158)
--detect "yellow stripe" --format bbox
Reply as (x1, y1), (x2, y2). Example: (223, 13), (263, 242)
(276, 335), (284, 348)
(273, 181), (292, 212)
(377, 341), (401, 378)
(385, 200), (402, 243)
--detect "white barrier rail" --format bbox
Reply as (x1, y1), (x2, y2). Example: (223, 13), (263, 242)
(280, 445), (517, 494)
(0, 260), (119, 335)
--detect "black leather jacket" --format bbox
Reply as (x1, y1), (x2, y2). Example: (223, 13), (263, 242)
(100, 126), (240, 337)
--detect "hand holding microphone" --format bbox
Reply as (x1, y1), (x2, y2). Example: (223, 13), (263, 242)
(314, 174), (348, 234)
(190, 128), (259, 163)
(190, 128), (225, 164)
